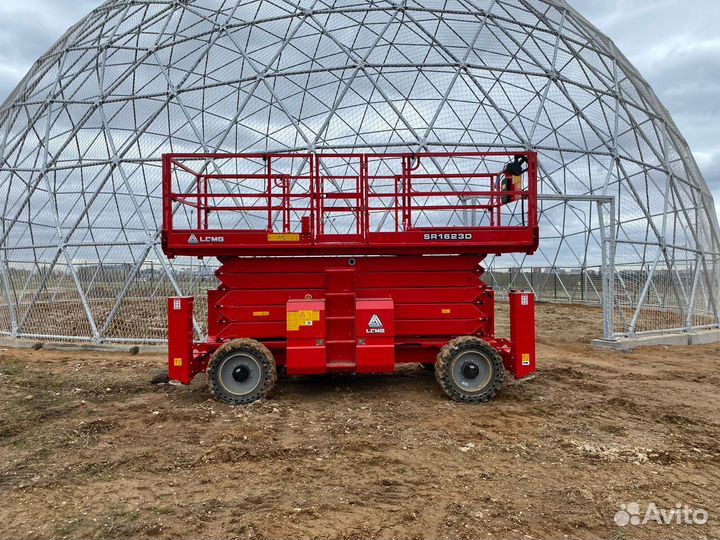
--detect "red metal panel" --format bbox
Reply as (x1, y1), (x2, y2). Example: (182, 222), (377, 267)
(508, 290), (536, 378)
(164, 228), (537, 257)
(286, 299), (326, 375)
(360, 287), (483, 304)
(395, 319), (484, 337)
(212, 322), (287, 340)
(167, 297), (194, 384)
(356, 298), (395, 373)
(217, 254), (481, 272)
(209, 254), (495, 346)
(215, 289), (325, 307)
(217, 272), (326, 290)
(355, 255), (482, 272)
(393, 303), (485, 320)
(354, 269), (481, 288)
(211, 306), (284, 323)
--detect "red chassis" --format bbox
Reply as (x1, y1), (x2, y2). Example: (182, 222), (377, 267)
(163, 151), (539, 404)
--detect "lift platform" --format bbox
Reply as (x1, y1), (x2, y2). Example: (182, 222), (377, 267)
(162, 151), (539, 404)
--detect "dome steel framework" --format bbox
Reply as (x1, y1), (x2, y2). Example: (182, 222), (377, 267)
(0, 0), (718, 343)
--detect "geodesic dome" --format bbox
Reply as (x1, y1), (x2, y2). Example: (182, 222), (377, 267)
(0, 0), (718, 343)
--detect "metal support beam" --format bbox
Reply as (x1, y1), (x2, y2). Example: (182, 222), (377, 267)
(538, 194), (616, 339)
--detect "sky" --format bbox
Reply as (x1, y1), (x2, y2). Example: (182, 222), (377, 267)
(571, 0), (720, 217)
(0, 0), (718, 214)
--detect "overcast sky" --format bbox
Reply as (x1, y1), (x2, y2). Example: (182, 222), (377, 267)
(0, 0), (718, 213)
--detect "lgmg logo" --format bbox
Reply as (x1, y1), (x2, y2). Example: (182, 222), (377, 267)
(188, 234), (224, 244)
(614, 502), (708, 527)
(367, 314), (385, 334)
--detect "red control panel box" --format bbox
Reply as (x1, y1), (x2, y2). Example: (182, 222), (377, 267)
(286, 299), (326, 375)
(356, 298), (395, 373)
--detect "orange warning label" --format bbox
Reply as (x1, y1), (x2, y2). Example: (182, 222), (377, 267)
(268, 233), (300, 242)
(287, 310), (320, 331)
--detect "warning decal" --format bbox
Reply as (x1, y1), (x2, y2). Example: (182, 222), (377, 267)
(268, 233), (300, 242)
(521, 353), (531, 366)
(287, 310), (320, 331)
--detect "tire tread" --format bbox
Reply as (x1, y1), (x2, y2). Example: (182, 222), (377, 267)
(207, 338), (277, 405)
(435, 336), (503, 403)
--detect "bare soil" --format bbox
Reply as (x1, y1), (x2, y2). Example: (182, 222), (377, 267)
(0, 303), (718, 539)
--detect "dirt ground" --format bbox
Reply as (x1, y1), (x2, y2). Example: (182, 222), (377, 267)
(0, 303), (718, 540)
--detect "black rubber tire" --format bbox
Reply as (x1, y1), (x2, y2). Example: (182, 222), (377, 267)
(435, 336), (504, 403)
(207, 338), (277, 405)
(420, 363), (435, 372)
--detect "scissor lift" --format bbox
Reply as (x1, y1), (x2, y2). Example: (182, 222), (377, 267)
(162, 151), (538, 404)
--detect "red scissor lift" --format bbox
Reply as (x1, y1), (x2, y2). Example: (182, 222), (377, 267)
(162, 151), (538, 404)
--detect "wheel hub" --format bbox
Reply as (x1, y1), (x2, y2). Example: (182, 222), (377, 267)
(217, 352), (263, 397)
(462, 362), (480, 379)
(451, 350), (493, 393)
(232, 365), (250, 383)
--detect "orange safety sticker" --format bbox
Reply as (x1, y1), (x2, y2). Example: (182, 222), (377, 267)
(441, 308), (451, 314)
(253, 311), (270, 317)
(521, 353), (531, 366)
(268, 233), (300, 242)
(287, 310), (320, 331)
(174, 357), (183, 367)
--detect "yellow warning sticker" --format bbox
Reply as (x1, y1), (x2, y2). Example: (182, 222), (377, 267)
(441, 308), (451, 314)
(287, 310), (320, 331)
(268, 233), (300, 242)
(521, 353), (531, 366)
(253, 311), (270, 317)
(173, 357), (183, 367)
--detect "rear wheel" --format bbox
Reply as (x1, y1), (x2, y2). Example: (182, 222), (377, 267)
(207, 339), (277, 404)
(435, 336), (503, 403)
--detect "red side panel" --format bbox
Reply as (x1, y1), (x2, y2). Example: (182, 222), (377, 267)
(508, 290), (536, 378)
(356, 298), (395, 373)
(168, 297), (194, 384)
(286, 299), (326, 375)
(210, 255), (493, 346)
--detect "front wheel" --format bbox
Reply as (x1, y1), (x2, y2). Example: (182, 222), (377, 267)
(207, 339), (277, 405)
(435, 336), (503, 403)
